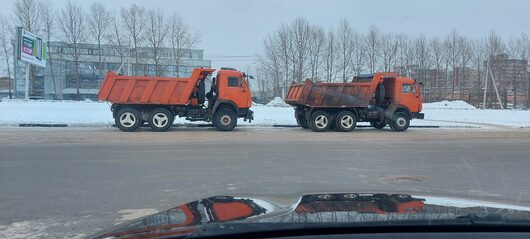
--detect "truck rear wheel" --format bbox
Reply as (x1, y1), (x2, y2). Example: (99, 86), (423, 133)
(214, 108), (237, 131)
(115, 107), (142, 132)
(391, 112), (410, 132)
(309, 111), (331, 132)
(370, 121), (386, 129)
(295, 110), (309, 129)
(334, 111), (357, 132)
(148, 108), (174, 132)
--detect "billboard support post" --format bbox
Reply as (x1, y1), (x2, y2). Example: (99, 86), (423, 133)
(24, 63), (30, 100)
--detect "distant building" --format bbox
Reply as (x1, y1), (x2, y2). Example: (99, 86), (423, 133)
(487, 54), (529, 108)
(13, 41), (211, 100)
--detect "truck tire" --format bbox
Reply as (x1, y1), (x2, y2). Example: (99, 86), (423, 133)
(214, 108), (237, 131)
(148, 108), (174, 132)
(370, 121), (386, 129)
(115, 107), (142, 132)
(309, 111), (331, 132)
(391, 112), (410, 132)
(295, 110), (309, 129)
(334, 111), (357, 132)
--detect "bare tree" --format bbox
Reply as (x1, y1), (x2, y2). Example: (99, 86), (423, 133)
(58, 1), (87, 100)
(471, 39), (486, 105)
(276, 24), (291, 89)
(107, 12), (126, 66)
(260, 34), (282, 97)
(289, 18), (311, 83)
(458, 36), (472, 99)
(121, 4), (146, 75)
(414, 35), (432, 97)
(365, 25), (381, 74)
(146, 9), (168, 76)
(351, 31), (366, 76)
(307, 25), (325, 80)
(485, 30), (506, 58)
(322, 28), (338, 82)
(430, 37), (445, 101)
(13, 0), (41, 33)
(337, 20), (354, 82)
(0, 15), (13, 99)
(444, 29), (461, 100)
(38, 0), (59, 99)
(380, 33), (399, 72)
(168, 13), (199, 77)
(394, 34), (409, 75)
(88, 1), (111, 79)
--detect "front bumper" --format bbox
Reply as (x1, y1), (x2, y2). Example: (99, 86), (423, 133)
(412, 112), (425, 119)
(239, 108), (254, 122)
(245, 109), (254, 122)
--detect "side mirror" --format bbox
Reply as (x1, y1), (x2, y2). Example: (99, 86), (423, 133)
(248, 75), (254, 79)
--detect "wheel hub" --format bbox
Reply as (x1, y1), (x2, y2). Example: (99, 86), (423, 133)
(397, 118), (406, 127)
(120, 112), (136, 127)
(152, 113), (168, 128)
(220, 115), (231, 126)
(340, 115), (353, 128)
(314, 115), (328, 128)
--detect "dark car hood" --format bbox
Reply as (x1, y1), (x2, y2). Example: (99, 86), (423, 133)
(89, 192), (530, 239)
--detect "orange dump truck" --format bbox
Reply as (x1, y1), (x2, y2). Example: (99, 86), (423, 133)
(98, 68), (253, 132)
(285, 73), (424, 132)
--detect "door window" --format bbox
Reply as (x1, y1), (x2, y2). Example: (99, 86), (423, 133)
(402, 83), (416, 93)
(228, 77), (243, 87)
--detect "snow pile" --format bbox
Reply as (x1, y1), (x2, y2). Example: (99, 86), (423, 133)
(423, 100), (477, 110)
(0, 99), (113, 126)
(252, 102), (264, 106)
(265, 97), (290, 107)
(0, 99), (529, 128)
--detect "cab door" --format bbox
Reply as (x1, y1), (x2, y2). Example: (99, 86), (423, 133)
(399, 82), (422, 113)
(220, 75), (249, 109)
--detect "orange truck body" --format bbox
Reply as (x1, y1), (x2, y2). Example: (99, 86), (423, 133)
(285, 73), (424, 132)
(98, 68), (216, 106)
(98, 68), (253, 132)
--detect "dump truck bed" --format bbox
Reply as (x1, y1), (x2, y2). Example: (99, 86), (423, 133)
(98, 68), (215, 105)
(285, 73), (397, 108)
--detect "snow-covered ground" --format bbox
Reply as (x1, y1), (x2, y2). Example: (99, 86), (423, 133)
(0, 99), (529, 128)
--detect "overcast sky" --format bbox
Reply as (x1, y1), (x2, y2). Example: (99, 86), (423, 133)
(3, 0), (530, 72)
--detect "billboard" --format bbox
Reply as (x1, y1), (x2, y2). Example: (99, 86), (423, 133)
(16, 27), (47, 68)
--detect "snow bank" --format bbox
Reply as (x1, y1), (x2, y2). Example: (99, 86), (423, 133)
(265, 97), (290, 107)
(0, 99), (529, 128)
(423, 100), (477, 110)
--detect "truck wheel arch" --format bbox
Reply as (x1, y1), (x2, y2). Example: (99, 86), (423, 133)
(213, 100), (239, 115)
(392, 105), (412, 119)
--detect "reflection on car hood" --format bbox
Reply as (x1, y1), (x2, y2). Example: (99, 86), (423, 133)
(89, 193), (530, 239)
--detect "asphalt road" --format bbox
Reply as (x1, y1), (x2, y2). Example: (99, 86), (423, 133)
(1, 126), (530, 238)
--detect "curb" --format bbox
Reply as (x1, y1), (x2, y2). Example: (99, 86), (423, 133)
(19, 123), (68, 127)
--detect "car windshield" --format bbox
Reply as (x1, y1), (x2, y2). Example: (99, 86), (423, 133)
(1, 0), (530, 238)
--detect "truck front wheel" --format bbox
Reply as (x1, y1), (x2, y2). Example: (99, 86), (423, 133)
(214, 108), (237, 131)
(309, 111), (332, 132)
(115, 107), (142, 132)
(391, 112), (410, 132)
(148, 108), (174, 132)
(335, 111), (357, 132)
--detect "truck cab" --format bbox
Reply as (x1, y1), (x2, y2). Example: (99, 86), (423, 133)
(207, 68), (253, 130)
(380, 77), (423, 117)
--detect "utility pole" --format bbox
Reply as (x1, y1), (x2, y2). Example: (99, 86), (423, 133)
(482, 62), (489, 110)
(488, 62), (504, 109)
